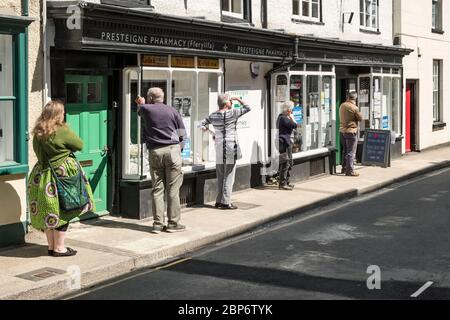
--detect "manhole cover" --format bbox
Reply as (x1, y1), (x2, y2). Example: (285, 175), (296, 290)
(16, 267), (66, 282)
(232, 202), (260, 211)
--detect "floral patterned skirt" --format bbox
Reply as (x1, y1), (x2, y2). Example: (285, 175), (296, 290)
(27, 156), (95, 231)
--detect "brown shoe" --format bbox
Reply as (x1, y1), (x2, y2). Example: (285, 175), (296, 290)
(345, 171), (359, 177)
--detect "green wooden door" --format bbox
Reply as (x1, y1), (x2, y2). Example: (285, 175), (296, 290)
(65, 75), (109, 217)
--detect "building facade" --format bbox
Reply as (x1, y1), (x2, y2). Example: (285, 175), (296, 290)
(394, 0), (449, 151)
(0, 0), (42, 246)
(41, 0), (410, 221)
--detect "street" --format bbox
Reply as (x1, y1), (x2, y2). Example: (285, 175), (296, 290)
(69, 168), (450, 300)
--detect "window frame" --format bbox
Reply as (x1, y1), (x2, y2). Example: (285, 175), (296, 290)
(432, 59), (442, 123)
(271, 65), (336, 163)
(292, 0), (322, 22)
(0, 25), (28, 175)
(122, 57), (224, 180)
(221, 0), (245, 19)
(432, 0), (443, 32)
(360, 0), (379, 31)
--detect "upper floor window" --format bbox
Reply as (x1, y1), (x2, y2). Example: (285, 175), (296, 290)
(293, 0), (321, 21)
(360, 0), (378, 30)
(433, 60), (442, 123)
(432, 0), (443, 31)
(222, 0), (244, 19)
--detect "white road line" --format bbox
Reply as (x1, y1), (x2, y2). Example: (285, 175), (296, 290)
(411, 281), (434, 298)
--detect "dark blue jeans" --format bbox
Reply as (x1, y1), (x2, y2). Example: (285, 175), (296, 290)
(341, 132), (358, 174)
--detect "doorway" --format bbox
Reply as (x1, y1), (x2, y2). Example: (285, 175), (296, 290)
(65, 75), (111, 218)
(406, 80), (418, 152)
(336, 78), (357, 165)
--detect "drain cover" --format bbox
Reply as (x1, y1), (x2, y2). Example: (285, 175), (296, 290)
(16, 268), (66, 282)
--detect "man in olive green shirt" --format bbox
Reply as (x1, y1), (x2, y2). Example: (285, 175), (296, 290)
(339, 91), (363, 177)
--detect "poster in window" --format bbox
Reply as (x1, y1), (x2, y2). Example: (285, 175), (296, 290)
(306, 124), (312, 147)
(276, 85), (287, 102)
(181, 96), (192, 117)
(172, 97), (182, 114)
(292, 105), (303, 124)
(382, 116), (389, 129)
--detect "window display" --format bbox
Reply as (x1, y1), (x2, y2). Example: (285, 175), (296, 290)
(122, 56), (222, 179)
(357, 70), (402, 140)
(273, 65), (335, 158)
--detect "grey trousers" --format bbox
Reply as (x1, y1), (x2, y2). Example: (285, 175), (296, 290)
(341, 132), (358, 174)
(215, 163), (237, 205)
(149, 144), (184, 227)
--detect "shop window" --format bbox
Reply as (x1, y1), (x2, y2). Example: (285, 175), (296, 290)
(0, 20), (32, 175)
(306, 75), (320, 150)
(372, 76), (382, 129)
(360, 0), (378, 30)
(122, 59), (222, 179)
(293, 0), (321, 21)
(321, 76), (333, 147)
(432, 0), (443, 31)
(391, 77), (401, 135)
(358, 77), (371, 139)
(0, 34), (14, 165)
(381, 77), (391, 130)
(172, 71), (196, 165)
(0, 101), (14, 163)
(197, 72), (219, 163)
(289, 75), (304, 153)
(433, 60), (442, 123)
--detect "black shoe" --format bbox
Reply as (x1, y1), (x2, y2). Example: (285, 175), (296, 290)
(221, 203), (238, 210)
(165, 224), (186, 233)
(52, 247), (77, 257)
(279, 185), (293, 190)
(214, 202), (223, 208)
(48, 250), (54, 256)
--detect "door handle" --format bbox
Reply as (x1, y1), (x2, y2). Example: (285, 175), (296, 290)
(101, 145), (110, 156)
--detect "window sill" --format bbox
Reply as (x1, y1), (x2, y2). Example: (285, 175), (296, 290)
(291, 18), (324, 26)
(431, 29), (445, 35)
(0, 163), (29, 176)
(433, 122), (446, 131)
(359, 28), (381, 35)
(220, 14), (253, 25)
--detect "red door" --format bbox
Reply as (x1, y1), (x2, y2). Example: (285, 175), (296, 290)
(405, 83), (412, 152)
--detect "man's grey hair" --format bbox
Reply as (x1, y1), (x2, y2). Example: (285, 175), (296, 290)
(217, 93), (230, 110)
(348, 91), (358, 101)
(147, 87), (165, 103)
(281, 101), (294, 114)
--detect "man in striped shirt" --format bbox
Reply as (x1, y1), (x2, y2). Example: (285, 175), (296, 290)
(200, 94), (251, 210)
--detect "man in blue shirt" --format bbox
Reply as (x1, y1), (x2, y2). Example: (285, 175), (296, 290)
(135, 87), (186, 233)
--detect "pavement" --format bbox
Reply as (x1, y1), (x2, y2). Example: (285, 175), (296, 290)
(1, 146), (450, 300)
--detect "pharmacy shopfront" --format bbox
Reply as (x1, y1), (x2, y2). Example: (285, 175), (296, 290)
(48, 1), (295, 218)
(48, 2), (410, 219)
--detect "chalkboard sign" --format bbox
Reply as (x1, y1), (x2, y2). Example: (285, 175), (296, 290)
(362, 129), (391, 168)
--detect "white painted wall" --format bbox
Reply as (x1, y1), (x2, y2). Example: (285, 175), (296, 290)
(266, 0), (392, 45)
(224, 60), (272, 165)
(394, 0), (450, 150)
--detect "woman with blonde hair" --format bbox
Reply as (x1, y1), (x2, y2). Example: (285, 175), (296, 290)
(28, 100), (95, 257)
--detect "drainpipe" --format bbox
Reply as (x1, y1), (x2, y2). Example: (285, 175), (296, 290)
(263, 37), (299, 169)
(42, 0), (48, 105)
(22, 0), (30, 230)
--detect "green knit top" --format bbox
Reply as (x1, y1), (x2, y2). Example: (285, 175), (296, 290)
(33, 125), (83, 167)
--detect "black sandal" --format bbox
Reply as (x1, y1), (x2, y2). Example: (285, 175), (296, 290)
(48, 250), (54, 256)
(52, 247), (77, 257)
